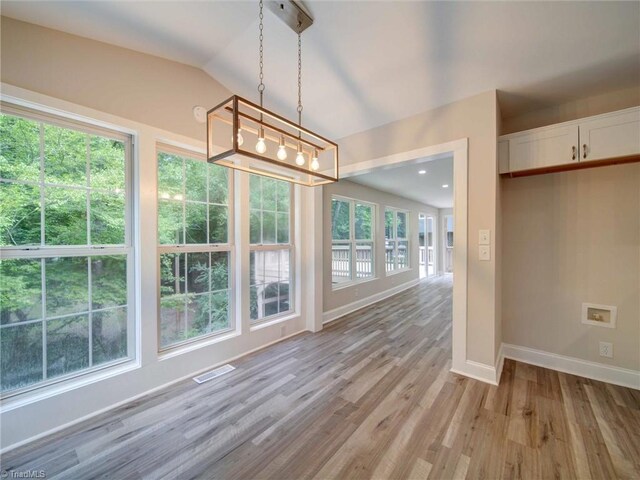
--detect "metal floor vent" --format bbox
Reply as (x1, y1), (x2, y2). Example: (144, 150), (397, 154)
(193, 364), (235, 384)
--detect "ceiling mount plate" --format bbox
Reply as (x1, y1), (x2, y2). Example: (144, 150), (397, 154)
(267, 0), (313, 33)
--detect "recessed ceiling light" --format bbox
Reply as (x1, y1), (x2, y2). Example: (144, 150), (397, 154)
(418, 169), (426, 175)
(442, 184), (449, 188)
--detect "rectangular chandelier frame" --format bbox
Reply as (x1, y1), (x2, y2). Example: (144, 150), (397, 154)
(207, 95), (339, 187)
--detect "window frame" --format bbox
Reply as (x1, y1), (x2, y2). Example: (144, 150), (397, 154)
(156, 144), (235, 351)
(249, 174), (295, 324)
(331, 195), (376, 289)
(0, 102), (136, 399)
(385, 207), (410, 274)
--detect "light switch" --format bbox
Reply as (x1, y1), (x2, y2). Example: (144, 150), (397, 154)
(479, 229), (490, 245)
(479, 245), (491, 261)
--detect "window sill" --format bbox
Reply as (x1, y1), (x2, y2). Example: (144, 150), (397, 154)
(0, 359), (140, 413)
(158, 328), (239, 361)
(385, 267), (412, 277)
(250, 311), (298, 332)
(331, 276), (378, 292)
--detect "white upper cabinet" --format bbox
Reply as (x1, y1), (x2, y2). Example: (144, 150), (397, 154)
(500, 107), (640, 174)
(508, 124), (578, 172)
(579, 108), (640, 162)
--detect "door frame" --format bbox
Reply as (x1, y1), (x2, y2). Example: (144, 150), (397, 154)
(337, 139), (468, 375)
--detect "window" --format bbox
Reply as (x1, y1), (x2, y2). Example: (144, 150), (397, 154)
(157, 148), (232, 349)
(0, 106), (134, 395)
(446, 215), (454, 248)
(249, 175), (292, 322)
(385, 208), (409, 272)
(331, 197), (374, 286)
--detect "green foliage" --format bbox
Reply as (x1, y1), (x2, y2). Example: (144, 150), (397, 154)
(0, 113), (129, 392)
(331, 199), (350, 240)
(249, 174), (290, 245)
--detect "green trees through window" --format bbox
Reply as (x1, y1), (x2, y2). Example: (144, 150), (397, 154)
(0, 111), (132, 394)
(157, 149), (232, 348)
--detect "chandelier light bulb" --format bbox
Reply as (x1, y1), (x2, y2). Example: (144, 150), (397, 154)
(237, 128), (244, 147)
(277, 135), (288, 161)
(295, 143), (305, 166)
(310, 149), (319, 171)
(255, 127), (267, 154)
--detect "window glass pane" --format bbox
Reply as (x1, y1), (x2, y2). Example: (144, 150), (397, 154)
(186, 293), (212, 339)
(157, 153), (183, 197)
(250, 248), (291, 322)
(331, 242), (351, 284)
(158, 200), (183, 244)
(91, 191), (125, 245)
(0, 182), (41, 246)
(396, 212), (407, 239)
(160, 253), (185, 297)
(355, 203), (372, 240)
(398, 240), (409, 269)
(385, 210), (394, 240)
(355, 242), (374, 279)
(249, 175), (261, 210)
(185, 202), (207, 244)
(277, 213), (289, 244)
(45, 257), (88, 317)
(0, 322), (43, 391)
(0, 259), (42, 324)
(385, 242), (396, 272)
(186, 252), (210, 294)
(211, 252), (229, 291)
(0, 114), (40, 182)
(331, 199), (350, 240)
(160, 295), (186, 347)
(249, 210), (261, 244)
(185, 159), (207, 202)
(427, 217), (434, 247)
(211, 290), (230, 330)
(209, 205), (228, 244)
(276, 181), (290, 212)
(91, 256), (127, 310)
(262, 178), (277, 211)
(45, 187), (87, 245)
(44, 124), (87, 186)
(262, 211), (276, 244)
(208, 164), (228, 205)
(90, 136), (125, 191)
(46, 314), (90, 378)
(92, 307), (127, 366)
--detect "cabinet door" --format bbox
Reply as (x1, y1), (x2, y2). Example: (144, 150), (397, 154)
(579, 108), (640, 162)
(508, 125), (579, 172)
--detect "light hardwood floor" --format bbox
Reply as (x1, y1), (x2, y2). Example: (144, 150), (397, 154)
(3, 276), (640, 479)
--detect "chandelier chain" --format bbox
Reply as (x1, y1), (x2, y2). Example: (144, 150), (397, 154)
(297, 21), (303, 125)
(258, 0), (265, 106)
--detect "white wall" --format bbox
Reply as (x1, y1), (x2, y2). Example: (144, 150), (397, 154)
(502, 163), (640, 372)
(323, 180), (439, 316)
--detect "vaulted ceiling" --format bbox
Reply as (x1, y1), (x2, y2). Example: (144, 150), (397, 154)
(3, 1), (639, 139)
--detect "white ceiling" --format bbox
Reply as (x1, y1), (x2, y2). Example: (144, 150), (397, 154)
(348, 156), (453, 209)
(3, 1), (639, 139)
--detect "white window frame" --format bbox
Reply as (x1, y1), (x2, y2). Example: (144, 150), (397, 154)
(249, 174), (294, 324)
(385, 207), (410, 274)
(0, 102), (136, 399)
(331, 195), (376, 289)
(156, 144), (235, 351)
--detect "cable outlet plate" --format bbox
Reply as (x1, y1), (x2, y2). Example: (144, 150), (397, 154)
(599, 342), (613, 359)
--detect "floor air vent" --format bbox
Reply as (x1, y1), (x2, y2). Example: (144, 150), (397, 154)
(193, 364), (235, 384)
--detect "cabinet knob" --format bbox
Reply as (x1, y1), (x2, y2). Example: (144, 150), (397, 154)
(583, 144), (588, 159)
(572, 146), (576, 160)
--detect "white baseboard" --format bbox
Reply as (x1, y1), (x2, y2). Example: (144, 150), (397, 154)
(450, 343), (505, 386)
(502, 343), (640, 390)
(323, 279), (419, 325)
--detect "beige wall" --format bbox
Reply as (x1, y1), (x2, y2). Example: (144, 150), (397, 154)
(501, 85), (640, 135)
(338, 91), (500, 366)
(1, 17), (231, 140)
(323, 180), (439, 313)
(502, 163), (640, 370)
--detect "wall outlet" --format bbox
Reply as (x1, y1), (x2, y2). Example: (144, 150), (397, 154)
(479, 245), (490, 261)
(599, 341), (613, 358)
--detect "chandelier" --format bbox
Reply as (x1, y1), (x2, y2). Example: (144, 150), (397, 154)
(206, 0), (338, 187)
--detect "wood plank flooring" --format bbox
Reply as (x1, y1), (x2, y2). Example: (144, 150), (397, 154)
(3, 275), (640, 479)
